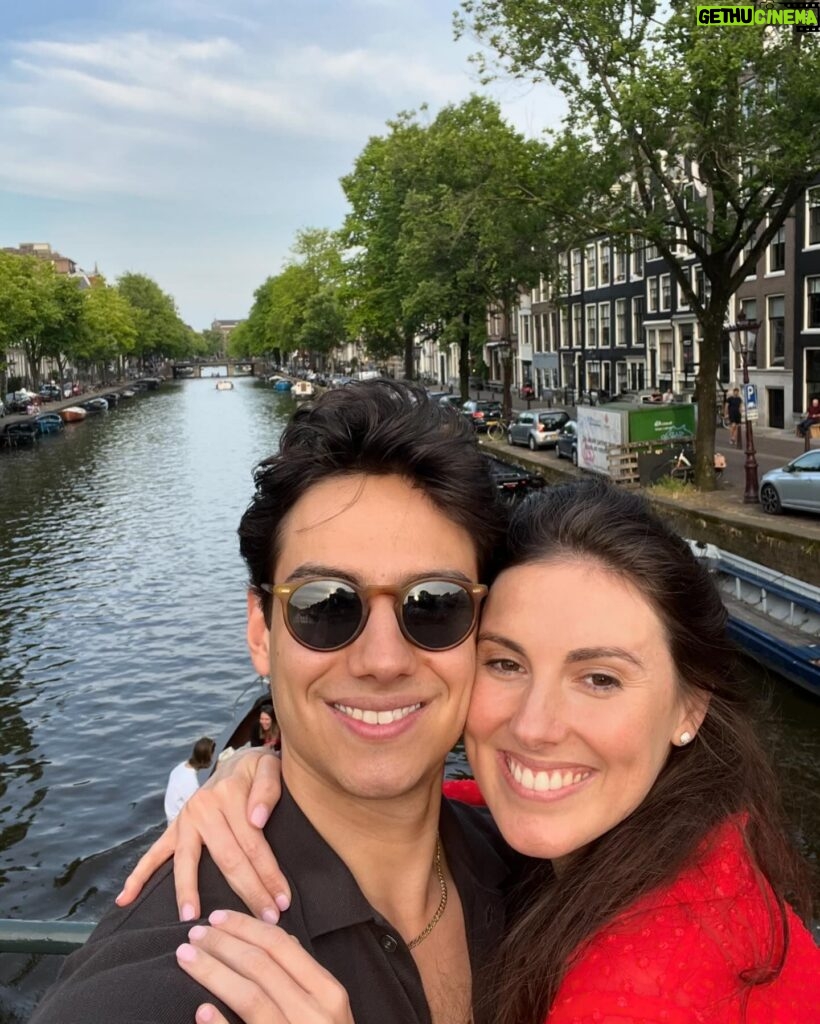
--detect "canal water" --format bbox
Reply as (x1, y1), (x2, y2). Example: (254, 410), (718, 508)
(0, 379), (818, 1020)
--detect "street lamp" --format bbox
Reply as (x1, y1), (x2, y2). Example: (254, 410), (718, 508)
(726, 311), (760, 504)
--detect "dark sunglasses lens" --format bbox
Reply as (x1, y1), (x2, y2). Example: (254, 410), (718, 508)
(402, 581), (475, 650)
(287, 581), (362, 650)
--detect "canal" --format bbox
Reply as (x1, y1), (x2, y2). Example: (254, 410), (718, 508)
(0, 379), (818, 1020)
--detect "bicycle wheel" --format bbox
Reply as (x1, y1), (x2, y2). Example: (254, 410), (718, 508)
(487, 421), (505, 442)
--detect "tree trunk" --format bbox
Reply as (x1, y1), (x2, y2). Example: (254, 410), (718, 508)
(403, 328), (414, 380)
(693, 310), (724, 490)
(459, 311), (470, 401)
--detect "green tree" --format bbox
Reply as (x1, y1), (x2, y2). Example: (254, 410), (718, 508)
(341, 114), (430, 377)
(116, 273), (189, 367)
(75, 279), (137, 381)
(397, 96), (553, 408)
(457, 0), (820, 486)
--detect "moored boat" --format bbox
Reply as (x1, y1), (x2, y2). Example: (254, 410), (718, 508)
(35, 413), (65, 435)
(1, 421), (40, 446)
(60, 406), (88, 423)
(292, 380), (315, 401)
(80, 398), (109, 413)
(215, 380), (234, 391)
(688, 541), (820, 697)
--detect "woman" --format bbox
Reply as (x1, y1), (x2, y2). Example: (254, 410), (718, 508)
(162, 736), (215, 826)
(250, 703), (280, 752)
(124, 482), (818, 1023)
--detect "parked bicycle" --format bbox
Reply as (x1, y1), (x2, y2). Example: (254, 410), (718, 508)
(648, 446), (725, 485)
(486, 417), (512, 442)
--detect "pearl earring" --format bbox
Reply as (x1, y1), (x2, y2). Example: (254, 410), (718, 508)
(679, 731), (693, 745)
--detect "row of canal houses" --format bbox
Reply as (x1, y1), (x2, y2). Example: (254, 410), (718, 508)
(415, 175), (820, 432)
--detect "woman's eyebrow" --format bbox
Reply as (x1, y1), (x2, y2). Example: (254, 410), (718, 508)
(565, 646), (645, 669)
(477, 633), (528, 658)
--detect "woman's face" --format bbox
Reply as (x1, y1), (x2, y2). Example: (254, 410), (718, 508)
(465, 558), (697, 863)
(259, 711), (273, 732)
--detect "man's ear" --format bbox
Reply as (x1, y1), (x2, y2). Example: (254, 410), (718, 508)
(247, 590), (270, 676)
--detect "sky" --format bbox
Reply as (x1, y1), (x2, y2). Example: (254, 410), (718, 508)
(0, 0), (565, 330)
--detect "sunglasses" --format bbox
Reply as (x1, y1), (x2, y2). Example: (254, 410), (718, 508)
(261, 577), (488, 652)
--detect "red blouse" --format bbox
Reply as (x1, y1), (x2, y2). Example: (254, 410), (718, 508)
(443, 780), (820, 1023)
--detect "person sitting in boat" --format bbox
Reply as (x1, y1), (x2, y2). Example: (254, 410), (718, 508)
(250, 703), (280, 752)
(124, 480), (818, 1024)
(162, 737), (215, 825)
(796, 396), (820, 438)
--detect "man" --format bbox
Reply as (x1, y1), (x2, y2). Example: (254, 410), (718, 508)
(725, 387), (743, 447)
(30, 382), (513, 1024)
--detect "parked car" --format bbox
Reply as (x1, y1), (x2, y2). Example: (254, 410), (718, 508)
(759, 450), (820, 515)
(555, 420), (579, 464)
(462, 400), (502, 433)
(38, 384), (62, 401)
(507, 409), (569, 450)
(438, 394), (462, 411)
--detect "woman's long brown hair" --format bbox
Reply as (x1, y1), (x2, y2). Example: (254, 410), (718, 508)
(486, 480), (813, 1024)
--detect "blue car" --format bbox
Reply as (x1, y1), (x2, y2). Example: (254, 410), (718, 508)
(760, 450), (820, 515)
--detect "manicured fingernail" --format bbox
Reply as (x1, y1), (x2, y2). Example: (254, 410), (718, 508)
(188, 925), (207, 941)
(180, 903), (196, 922)
(208, 909), (228, 925)
(196, 1006), (215, 1024)
(274, 893), (290, 912)
(176, 942), (197, 963)
(114, 890), (126, 905)
(250, 804), (269, 828)
(262, 907), (279, 925)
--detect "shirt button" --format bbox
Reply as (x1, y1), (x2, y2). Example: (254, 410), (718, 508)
(380, 934), (398, 952)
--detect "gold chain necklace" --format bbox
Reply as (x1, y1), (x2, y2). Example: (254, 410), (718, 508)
(407, 833), (448, 950)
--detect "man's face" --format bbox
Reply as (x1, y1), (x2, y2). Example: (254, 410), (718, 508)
(247, 473), (479, 809)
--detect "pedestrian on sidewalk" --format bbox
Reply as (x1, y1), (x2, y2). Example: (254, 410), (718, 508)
(725, 388), (743, 447)
(796, 397), (820, 439)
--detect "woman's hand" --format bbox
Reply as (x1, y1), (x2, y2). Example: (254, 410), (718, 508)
(176, 910), (355, 1024)
(116, 748), (289, 922)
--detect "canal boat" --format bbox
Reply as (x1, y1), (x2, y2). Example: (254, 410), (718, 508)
(292, 380), (315, 401)
(119, 389), (136, 399)
(60, 406), (88, 423)
(79, 398), (109, 414)
(215, 380), (234, 391)
(1, 421), (40, 446)
(35, 413), (64, 435)
(101, 392), (120, 407)
(688, 541), (820, 698)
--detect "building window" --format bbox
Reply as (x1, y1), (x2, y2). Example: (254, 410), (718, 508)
(807, 187), (820, 247)
(572, 303), (582, 346)
(694, 267), (711, 305)
(632, 296), (644, 347)
(599, 303), (611, 347)
(659, 330), (674, 378)
(615, 298), (626, 346)
(645, 240), (660, 261)
(660, 274), (671, 311)
(808, 277), (820, 329)
(767, 295), (784, 366)
(631, 236), (644, 278)
(560, 307), (569, 348)
(598, 241), (610, 286)
(768, 225), (785, 273)
(570, 249), (582, 293)
(678, 276), (690, 310)
(613, 245), (627, 283)
(648, 277), (659, 313)
(585, 245), (596, 289)
(586, 304), (597, 346)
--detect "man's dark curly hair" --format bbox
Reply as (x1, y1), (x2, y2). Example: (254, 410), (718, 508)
(238, 380), (507, 622)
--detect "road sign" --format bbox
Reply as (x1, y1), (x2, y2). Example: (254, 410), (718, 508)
(744, 383), (759, 422)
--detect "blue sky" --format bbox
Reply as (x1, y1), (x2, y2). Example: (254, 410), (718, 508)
(0, 0), (564, 329)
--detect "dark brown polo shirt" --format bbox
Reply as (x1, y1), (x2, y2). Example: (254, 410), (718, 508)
(29, 784), (515, 1024)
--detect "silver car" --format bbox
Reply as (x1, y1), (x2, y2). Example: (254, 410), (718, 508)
(507, 410), (569, 450)
(760, 450), (820, 515)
